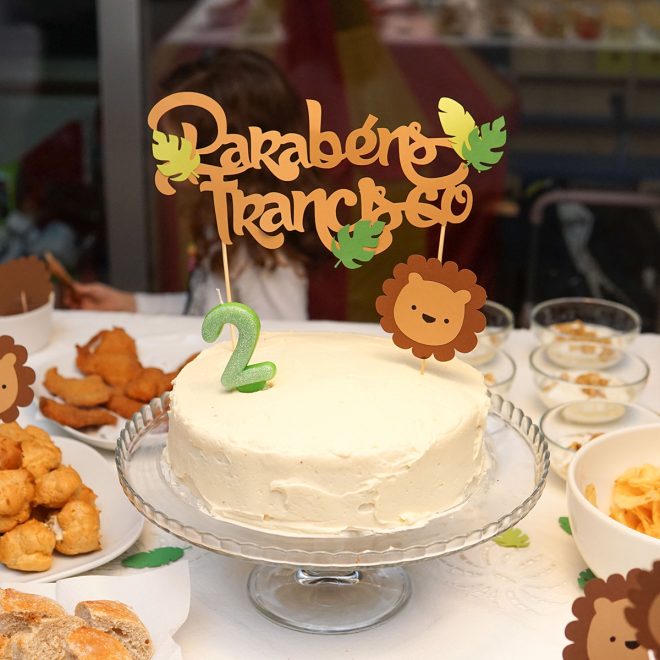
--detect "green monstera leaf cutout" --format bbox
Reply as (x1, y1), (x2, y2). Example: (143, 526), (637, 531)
(121, 546), (187, 569)
(152, 130), (200, 183)
(331, 219), (386, 269)
(493, 527), (530, 548)
(461, 116), (507, 172)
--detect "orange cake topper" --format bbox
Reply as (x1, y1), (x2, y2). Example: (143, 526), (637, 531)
(564, 566), (660, 659)
(147, 94), (502, 257)
(148, 90), (506, 370)
(376, 255), (486, 362)
(0, 336), (35, 423)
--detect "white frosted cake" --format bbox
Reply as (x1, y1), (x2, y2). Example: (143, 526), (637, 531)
(167, 333), (489, 535)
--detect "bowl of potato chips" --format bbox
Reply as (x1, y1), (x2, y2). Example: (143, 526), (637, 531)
(567, 423), (660, 578)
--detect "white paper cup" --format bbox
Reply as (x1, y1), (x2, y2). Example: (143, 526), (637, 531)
(0, 293), (54, 353)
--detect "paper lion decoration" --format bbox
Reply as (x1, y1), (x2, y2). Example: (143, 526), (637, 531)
(375, 254), (486, 362)
(0, 336), (35, 423)
(564, 563), (660, 659)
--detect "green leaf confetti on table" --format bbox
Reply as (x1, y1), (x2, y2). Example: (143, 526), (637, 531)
(331, 220), (386, 269)
(461, 117), (507, 173)
(559, 516), (572, 536)
(493, 527), (530, 548)
(122, 546), (186, 569)
(578, 568), (597, 590)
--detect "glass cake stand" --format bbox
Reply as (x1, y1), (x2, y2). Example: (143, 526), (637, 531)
(116, 394), (549, 635)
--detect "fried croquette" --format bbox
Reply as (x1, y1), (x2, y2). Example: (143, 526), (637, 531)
(20, 430), (61, 479)
(34, 466), (82, 509)
(0, 520), (56, 572)
(0, 470), (34, 517)
(54, 501), (101, 555)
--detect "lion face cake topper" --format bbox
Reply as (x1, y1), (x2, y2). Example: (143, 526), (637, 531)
(0, 336), (35, 423)
(376, 255), (486, 362)
(564, 563), (660, 659)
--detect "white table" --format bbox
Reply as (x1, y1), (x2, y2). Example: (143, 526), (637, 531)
(19, 311), (660, 660)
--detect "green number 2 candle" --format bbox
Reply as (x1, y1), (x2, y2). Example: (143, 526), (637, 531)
(201, 302), (276, 393)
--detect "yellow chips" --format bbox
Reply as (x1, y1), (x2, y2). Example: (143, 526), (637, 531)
(584, 483), (598, 506)
(610, 464), (660, 539)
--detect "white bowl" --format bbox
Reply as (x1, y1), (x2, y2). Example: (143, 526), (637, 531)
(0, 293), (54, 353)
(567, 423), (660, 578)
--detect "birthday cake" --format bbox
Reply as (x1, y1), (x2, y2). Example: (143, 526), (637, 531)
(167, 332), (489, 535)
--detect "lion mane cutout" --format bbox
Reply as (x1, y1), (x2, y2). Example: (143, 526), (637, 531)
(626, 561), (660, 655)
(0, 335), (35, 423)
(564, 571), (648, 660)
(375, 254), (486, 362)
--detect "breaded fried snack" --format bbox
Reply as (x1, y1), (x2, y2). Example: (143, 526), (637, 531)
(0, 436), (21, 470)
(44, 368), (112, 408)
(0, 520), (56, 572)
(0, 469), (34, 517)
(39, 397), (117, 429)
(34, 466), (82, 509)
(20, 429), (61, 479)
(54, 501), (101, 555)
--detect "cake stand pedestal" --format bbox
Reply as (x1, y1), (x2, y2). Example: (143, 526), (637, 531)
(116, 394), (548, 635)
(248, 566), (410, 634)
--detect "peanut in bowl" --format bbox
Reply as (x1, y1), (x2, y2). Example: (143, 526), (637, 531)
(531, 297), (641, 349)
(529, 344), (649, 419)
(566, 424), (660, 578)
(540, 402), (659, 480)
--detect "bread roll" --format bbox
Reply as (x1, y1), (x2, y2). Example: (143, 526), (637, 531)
(74, 601), (153, 660)
(64, 626), (131, 660)
(0, 588), (65, 638)
(9, 615), (84, 659)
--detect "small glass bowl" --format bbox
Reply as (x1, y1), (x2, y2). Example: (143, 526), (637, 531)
(530, 344), (649, 413)
(463, 301), (514, 365)
(464, 348), (516, 395)
(542, 402), (660, 480)
(531, 297), (641, 348)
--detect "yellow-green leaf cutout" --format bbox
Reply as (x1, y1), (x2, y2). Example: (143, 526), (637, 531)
(438, 97), (476, 159)
(152, 130), (200, 183)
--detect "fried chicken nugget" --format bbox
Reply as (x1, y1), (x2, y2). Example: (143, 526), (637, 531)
(0, 520), (56, 572)
(43, 368), (112, 408)
(0, 503), (30, 534)
(0, 470), (34, 517)
(39, 397), (116, 429)
(124, 368), (172, 403)
(106, 393), (143, 419)
(0, 436), (21, 470)
(93, 328), (137, 357)
(20, 429), (61, 479)
(54, 501), (101, 555)
(34, 465), (82, 509)
(75, 349), (142, 388)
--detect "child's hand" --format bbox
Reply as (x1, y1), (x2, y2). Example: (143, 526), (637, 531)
(63, 282), (136, 312)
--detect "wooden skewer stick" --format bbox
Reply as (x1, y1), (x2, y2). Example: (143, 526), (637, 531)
(20, 291), (28, 313)
(221, 242), (236, 349)
(437, 223), (447, 263)
(421, 223), (448, 375)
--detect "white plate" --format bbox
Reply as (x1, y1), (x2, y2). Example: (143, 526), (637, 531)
(0, 436), (144, 583)
(32, 333), (206, 450)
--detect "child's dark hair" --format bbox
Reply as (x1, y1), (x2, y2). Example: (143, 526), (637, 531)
(160, 48), (324, 272)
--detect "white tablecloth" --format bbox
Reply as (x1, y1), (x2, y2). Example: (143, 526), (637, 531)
(18, 311), (660, 659)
